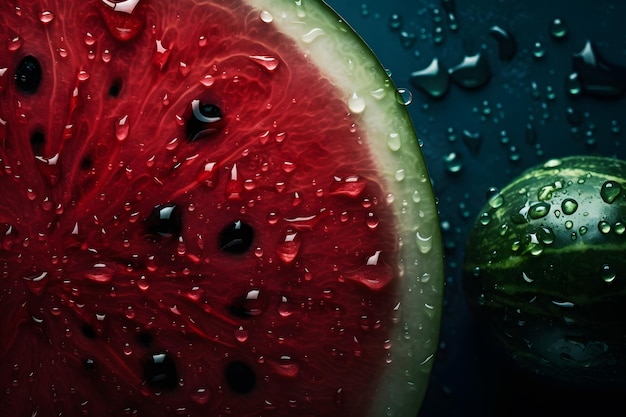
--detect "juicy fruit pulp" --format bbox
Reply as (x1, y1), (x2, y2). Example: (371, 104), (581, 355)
(0, 1), (443, 416)
(464, 156), (626, 385)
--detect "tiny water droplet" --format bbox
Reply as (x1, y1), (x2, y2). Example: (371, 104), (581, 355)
(259, 10), (274, 23)
(365, 212), (379, 229)
(234, 326), (249, 342)
(302, 28), (325, 43)
(7, 36), (23, 52)
(396, 88), (413, 105)
(388, 13), (403, 31)
(449, 53), (491, 89)
(572, 40), (626, 98)
(528, 202), (550, 219)
(387, 132), (401, 151)
(276, 231), (301, 264)
(549, 18), (568, 39)
(268, 355), (300, 378)
(598, 220), (611, 234)
(486, 187), (504, 208)
(153, 40), (171, 70)
(22, 271), (49, 295)
(489, 25), (517, 61)
(600, 180), (622, 204)
(191, 388), (211, 405)
(462, 129), (482, 157)
(39, 10), (55, 24)
(409, 58), (449, 98)
(200, 74), (214, 87)
(84, 263), (114, 283)
(330, 175), (366, 197)
(532, 41), (546, 59)
(249, 55), (279, 71)
(348, 92), (366, 114)
(115, 115), (129, 141)
(278, 296), (293, 317)
(561, 198), (578, 215)
(101, 49), (112, 63)
(443, 152), (463, 174)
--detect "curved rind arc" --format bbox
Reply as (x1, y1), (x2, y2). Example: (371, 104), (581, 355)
(245, 1), (444, 415)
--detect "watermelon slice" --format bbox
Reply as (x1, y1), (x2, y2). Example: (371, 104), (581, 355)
(0, 1), (443, 416)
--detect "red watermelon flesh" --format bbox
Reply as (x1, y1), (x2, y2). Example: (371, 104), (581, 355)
(0, 1), (443, 416)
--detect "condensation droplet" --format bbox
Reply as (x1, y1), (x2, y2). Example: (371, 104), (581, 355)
(302, 28), (325, 43)
(387, 132), (401, 151)
(259, 10), (274, 23)
(348, 92), (366, 114)
(115, 115), (129, 141)
(561, 198), (578, 215)
(39, 10), (55, 24)
(600, 180), (622, 204)
(549, 18), (568, 39)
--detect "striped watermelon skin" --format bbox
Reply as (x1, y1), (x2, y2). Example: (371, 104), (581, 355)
(463, 156), (626, 385)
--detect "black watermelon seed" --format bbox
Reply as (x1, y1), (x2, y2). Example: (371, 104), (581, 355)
(219, 220), (254, 254)
(108, 77), (122, 97)
(224, 361), (256, 394)
(186, 99), (223, 142)
(80, 324), (97, 339)
(15, 55), (42, 94)
(144, 352), (179, 391)
(137, 330), (153, 347)
(80, 156), (93, 170)
(145, 203), (182, 237)
(30, 129), (45, 156)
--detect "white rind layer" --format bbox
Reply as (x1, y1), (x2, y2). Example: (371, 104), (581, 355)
(243, 1), (444, 416)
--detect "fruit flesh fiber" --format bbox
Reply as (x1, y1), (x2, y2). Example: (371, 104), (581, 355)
(0, 1), (443, 416)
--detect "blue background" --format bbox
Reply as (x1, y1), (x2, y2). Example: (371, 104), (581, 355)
(324, 1), (626, 416)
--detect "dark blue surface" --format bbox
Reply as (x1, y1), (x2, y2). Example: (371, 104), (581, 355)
(324, 1), (626, 416)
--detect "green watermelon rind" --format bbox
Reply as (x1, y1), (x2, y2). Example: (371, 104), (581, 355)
(246, 0), (444, 415)
(463, 155), (626, 384)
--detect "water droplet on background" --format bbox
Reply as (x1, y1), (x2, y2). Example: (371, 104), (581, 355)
(549, 17), (568, 39)
(448, 53), (491, 89)
(410, 58), (449, 98)
(489, 25), (517, 61)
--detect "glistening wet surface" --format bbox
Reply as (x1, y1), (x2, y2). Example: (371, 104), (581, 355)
(325, 0), (626, 416)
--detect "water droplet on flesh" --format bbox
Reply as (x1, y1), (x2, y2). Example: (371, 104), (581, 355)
(572, 40), (626, 98)
(39, 10), (55, 23)
(276, 231), (301, 264)
(115, 115), (129, 141)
